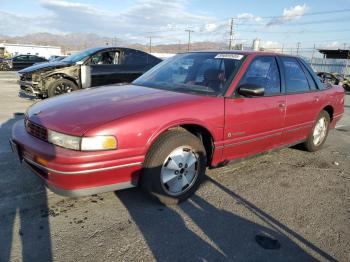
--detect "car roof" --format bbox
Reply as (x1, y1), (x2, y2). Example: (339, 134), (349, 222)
(182, 50), (298, 58)
(81, 46), (160, 58)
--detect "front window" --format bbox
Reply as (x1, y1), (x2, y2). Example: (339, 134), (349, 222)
(86, 51), (119, 65)
(239, 56), (281, 95)
(133, 52), (245, 96)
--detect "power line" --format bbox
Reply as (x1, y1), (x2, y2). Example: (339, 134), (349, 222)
(236, 17), (350, 26)
(236, 28), (350, 34)
(236, 8), (350, 20)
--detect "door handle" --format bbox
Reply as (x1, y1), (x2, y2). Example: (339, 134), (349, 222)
(314, 96), (320, 102)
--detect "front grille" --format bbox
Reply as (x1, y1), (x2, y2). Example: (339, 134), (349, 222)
(25, 118), (48, 142)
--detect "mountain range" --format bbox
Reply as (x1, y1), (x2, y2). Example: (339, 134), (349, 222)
(0, 33), (228, 54)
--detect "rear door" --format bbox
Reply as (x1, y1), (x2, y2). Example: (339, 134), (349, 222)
(278, 56), (323, 145)
(223, 56), (286, 161)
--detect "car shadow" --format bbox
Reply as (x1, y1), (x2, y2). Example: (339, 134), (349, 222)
(18, 91), (40, 101)
(0, 113), (52, 262)
(115, 175), (337, 261)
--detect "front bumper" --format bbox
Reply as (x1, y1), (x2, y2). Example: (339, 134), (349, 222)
(11, 120), (144, 197)
(18, 80), (41, 96)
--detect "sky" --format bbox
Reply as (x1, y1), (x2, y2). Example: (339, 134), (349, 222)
(1, 0), (350, 53)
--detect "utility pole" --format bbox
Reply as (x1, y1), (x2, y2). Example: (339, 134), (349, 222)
(311, 43), (316, 68)
(297, 42), (301, 56)
(113, 37), (117, 47)
(148, 36), (152, 53)
(281, 44), (284, 54)
(185, 29), (194, 52)
(228, 18), (235, 50)
(346, 44), (350, 75)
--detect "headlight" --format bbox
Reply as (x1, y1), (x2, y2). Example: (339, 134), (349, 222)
(32, 73), (40, 82)
(81, 136), (117, 151)
(47, 130), (117, 151)
(48, 130), (81, 150)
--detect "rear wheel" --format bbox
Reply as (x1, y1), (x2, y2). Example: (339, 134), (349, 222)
(140, 129), (206, 205)
(303, 110), (330, 152)
(47, 78), (78, 97)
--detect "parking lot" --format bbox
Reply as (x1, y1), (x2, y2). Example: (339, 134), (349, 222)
(0, 71), (349, 261)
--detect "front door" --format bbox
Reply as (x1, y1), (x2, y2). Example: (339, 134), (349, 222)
(223, 56), (286, 161)
(89, 50), (122, 87)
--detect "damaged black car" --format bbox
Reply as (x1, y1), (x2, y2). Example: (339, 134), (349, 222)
(18, 47), (162, 98)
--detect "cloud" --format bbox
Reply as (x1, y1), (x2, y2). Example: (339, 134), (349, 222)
(324, 41), (340, 48)
(282, 4), (309, 21)
(203, 23), (219, 32)
(262, 41), (282, 49)
(2, 0), (219, 42)
(267, 4), (309, 26)
(237, 13), (262, 22)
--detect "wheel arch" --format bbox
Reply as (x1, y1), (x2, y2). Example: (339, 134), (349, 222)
(44, 73), (79, 89)
(322, 105), (334, 122)
(146, 121), (216, 167)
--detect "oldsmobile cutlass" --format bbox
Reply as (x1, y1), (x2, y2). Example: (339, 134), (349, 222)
(11, 51), (344, 204)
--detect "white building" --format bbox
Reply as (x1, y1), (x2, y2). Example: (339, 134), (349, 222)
(0, 43), (61, 59)
(151, 52), (175, 59)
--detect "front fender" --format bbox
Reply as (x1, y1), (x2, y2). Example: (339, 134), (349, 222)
(145, 118), (217, 150)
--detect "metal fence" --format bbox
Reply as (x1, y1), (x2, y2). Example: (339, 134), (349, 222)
(304, 57), (350, 75)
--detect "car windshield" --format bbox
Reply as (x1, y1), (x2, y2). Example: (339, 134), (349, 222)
(133, 52), (245, 96)
(61, 48), (102, 63)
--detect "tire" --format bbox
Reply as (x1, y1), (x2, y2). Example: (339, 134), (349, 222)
(47, 78), (78, 97)
(303, 110), (330, 152)
(140, 129), (207, 205)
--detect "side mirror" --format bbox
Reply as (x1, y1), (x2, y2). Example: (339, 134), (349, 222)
(238, 84), (265, 97)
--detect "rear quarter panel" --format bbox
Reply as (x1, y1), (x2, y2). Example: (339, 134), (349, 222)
(323, 85), (345, 128)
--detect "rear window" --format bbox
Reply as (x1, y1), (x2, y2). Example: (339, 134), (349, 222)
(281, 57), (309, 93)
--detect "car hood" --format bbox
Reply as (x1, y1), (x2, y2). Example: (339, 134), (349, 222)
(27, 84), (206, 136)
(18, 61), (73, 74)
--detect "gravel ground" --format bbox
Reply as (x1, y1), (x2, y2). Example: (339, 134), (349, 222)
(0, 71), (349, 262)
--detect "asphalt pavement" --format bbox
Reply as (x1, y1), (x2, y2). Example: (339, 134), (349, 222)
(0, 71), (349, 262)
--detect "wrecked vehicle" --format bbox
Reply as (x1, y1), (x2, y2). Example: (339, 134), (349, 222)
(317, 72), (350, 91)
(0, 58), (9, 71)
(1, 55), (47, 71)
(18, 47), (162, 98)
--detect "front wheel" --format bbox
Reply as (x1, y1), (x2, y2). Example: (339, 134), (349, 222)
(47, 78), (78, 97)
(303, 110), (330, 152)
(140, 129), (207, 205)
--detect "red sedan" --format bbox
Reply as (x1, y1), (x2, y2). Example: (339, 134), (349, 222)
(11, 51), (344, 204)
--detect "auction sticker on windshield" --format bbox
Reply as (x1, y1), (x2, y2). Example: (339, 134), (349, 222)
(215, 54), (244, 60)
